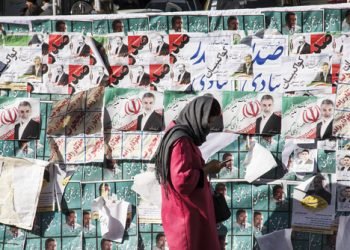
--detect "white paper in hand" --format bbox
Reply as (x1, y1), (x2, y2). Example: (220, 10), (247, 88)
(256, 229), (293, 250)
(199, 132), (239, 162)
(244, 142), (277, 183)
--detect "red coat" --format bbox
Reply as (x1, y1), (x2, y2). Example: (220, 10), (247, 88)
(161, 130), (220, 250)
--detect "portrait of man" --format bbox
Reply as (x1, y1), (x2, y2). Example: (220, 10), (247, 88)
(176, 64), (191, 85)
(171, 15), (184, 32)
(282, 12), (301, 35)
(296, 36), (311, 54)
(272, 184), (284, 203)
(54, 65), (68, 86)
(101, 238), (113, 250)
(253, 211), (265, 234)
(62, 210), (81, 232)
(219, 153), (235, 179)
(136, 92), (164, 131)
(239, 54), (253, 75)
(233, 209), (250, 230)
(316, 99), (334, 140)
(313, 63), (332, 84)
(114, 36), (128, 57)
(76, 36), (90, 57)
(134, 65), (150, 86)
(14, 101), (40, 140)
(45, 238), (57, 250)
(112, 19), (124, 33)
(24, 56), (43, 77)
(294, 149), (314, 170)
(227, 16), (239, 30)
(154, 34), (169, 56)
(83, 210), (96, 235)
(6, 226), (24, 239)
(305, 174), (331, 205)
(339, 155), (350, 171)
(255, 95), (281, 135)
(215, 182), (231, 204)
(342, 10), (350, 32)
(55, 20), (67, 32)
(153, 232), (166, 250)
(95, 66), (109, 86)
(339, 186), (350, 203)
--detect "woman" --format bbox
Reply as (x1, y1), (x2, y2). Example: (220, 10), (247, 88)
(155, 96), (224, 250)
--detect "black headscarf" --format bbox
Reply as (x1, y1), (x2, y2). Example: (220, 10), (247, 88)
(155, 96), (220, 190)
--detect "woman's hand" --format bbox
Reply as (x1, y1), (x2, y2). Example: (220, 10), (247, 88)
(203, 160), (225, 175)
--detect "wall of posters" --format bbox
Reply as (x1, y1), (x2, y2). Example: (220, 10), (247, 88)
(1, 3), (350, 250)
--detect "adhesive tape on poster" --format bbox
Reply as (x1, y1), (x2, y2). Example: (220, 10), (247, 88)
(300, 195), (328, 211)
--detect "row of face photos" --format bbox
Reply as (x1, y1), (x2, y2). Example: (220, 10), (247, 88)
(4, 91), (347, 139)
(0, 182), (293, 249)
(1, 8), (350, 35)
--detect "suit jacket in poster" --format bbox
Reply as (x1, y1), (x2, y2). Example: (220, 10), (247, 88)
(77, 44), (90, 57)
(14, 119), (40, 140)
(115, 44), (128, 57)
(255, 113), (281, 135)
(137, 73), (150, 86)
(297, 43), (311, 54)
(316, 120), (333, 140)
(156, 42), (169, 56)
(178, 71), (191, 85)
(136, 111), (164, 131)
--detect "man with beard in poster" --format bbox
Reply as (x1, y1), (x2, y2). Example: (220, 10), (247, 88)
(136, 92), (164, 131)
(316, 99), (334, 140)
(14, 101), (40, 140)
(255, 95), (281, 135)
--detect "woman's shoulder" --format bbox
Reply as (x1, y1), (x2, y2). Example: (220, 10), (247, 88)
(172, 136), (193, 148)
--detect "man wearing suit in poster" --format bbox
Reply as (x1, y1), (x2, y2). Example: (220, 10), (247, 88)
(54, 65), (68, 86)
(136, 92), (164, 131)
(316, 99), (334, 140)
(154, 34), (169, 56)
(176, 64), (191, 85)
(296, 36), (311, 54)
(95, 66), (109, 86)
(313, 63), (332, 84)
(135, 66), (150, 86)
(14, 101), (40, 140)
(239, 54), (253, 76)
(115, 36), (128, 57)
(255, 95), (281, 135)
(76, 36), (90, 57)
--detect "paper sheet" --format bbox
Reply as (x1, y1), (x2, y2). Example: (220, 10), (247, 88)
(256, 229), (293, 250)
(244, 142), (277, 182)
(199, 132), (239, 162)
(0, 157), (49, 230)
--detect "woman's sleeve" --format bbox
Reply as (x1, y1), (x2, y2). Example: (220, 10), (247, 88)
(169, 137), (204, 195)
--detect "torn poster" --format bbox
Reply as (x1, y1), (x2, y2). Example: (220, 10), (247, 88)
(47, 86), (104, 164)
(243, 141), (277, 183)
(91, 193), (131, 243)
(292, 174), (336, 233)
(0, 157), (49, 230)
